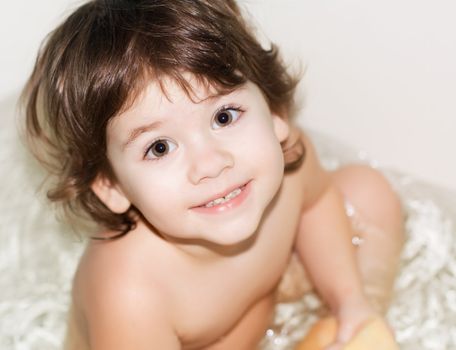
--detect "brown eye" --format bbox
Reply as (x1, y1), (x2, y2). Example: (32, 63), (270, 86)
(152, 141), (167, 156)
(212, 107), (242, 129)
(216, 111), (231, 125)
(145, 139), (176, 160)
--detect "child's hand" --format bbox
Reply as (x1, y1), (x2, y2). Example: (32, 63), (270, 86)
(325, 297), (376, 350)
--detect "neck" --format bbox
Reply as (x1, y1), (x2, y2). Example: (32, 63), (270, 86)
(136, 219), (260, 262)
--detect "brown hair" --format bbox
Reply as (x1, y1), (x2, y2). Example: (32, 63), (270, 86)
(22, 0), (304, 237)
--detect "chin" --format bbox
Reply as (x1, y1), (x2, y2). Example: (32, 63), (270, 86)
(202, 209), (264, 247)
(212, 226), (258, 247)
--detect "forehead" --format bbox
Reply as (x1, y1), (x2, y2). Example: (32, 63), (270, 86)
(123, 73), (245, 115)
(156, 73), (224, 105)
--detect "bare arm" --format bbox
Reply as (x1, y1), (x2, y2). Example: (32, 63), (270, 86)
(296, 183), (365, 309)
(294, 135), (374, 345)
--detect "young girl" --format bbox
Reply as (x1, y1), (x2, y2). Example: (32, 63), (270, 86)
(22, 1), (404, 349)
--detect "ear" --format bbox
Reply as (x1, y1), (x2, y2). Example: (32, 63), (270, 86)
(272, 115), (290, 143)
(91, 174), (131, 214)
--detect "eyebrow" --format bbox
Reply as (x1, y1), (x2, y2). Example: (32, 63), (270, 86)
(122, 121), (162, 150)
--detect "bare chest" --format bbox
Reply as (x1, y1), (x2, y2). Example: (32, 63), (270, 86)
(170, 174), (307, 347)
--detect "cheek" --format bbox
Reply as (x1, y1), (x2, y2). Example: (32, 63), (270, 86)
(251, 127), (285, 188)
(135, 175), (177, 203)
(115, 164), (182, 213)
(129, 183), (183, 231)
(241, 121), (285, 167)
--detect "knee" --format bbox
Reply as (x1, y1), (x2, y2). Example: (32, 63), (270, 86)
(331, 164), (404, 233)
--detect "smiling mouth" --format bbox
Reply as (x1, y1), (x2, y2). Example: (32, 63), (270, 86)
(202, 188), (242, 208)
(197, 183), (248, 208)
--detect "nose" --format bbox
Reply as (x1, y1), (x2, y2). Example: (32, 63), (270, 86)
(187, 137), (234, 185)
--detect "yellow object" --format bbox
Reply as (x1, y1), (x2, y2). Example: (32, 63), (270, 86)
(295, 317), (399, 350)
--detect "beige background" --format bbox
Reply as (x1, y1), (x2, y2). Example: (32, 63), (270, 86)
(1, 0), (455, 190)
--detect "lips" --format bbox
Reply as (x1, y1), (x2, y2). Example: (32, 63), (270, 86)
(193, 182), (249, 209)
(202, 187), (242, 208)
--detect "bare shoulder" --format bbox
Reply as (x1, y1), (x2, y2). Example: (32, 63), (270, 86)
(73, 232), (180, 349)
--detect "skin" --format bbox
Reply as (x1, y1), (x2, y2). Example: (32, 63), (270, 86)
(65, 77), (404, 350)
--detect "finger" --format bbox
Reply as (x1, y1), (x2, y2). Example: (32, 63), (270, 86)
(336, 322), (358, 344)
(324, 343), (343, 350)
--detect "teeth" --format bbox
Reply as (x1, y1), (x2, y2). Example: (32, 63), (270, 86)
(203, 188), (242, 208)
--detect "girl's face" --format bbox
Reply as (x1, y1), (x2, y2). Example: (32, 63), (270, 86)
(96, 75), (289, 250)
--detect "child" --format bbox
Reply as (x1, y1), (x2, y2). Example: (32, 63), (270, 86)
(22, 1), (404, 349)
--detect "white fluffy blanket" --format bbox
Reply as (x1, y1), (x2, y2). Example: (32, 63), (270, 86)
(1, 97), (455, 349)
